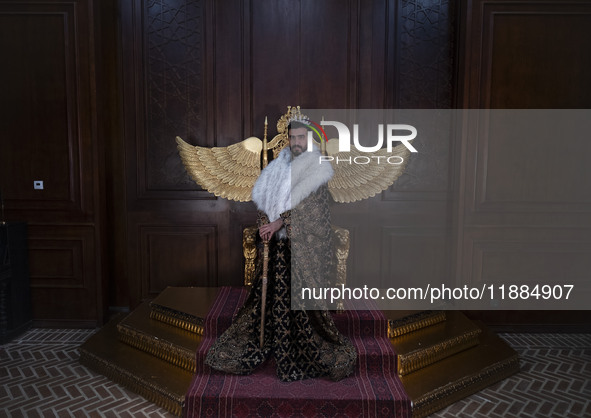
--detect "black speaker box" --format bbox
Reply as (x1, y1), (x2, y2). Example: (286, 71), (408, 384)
(0, 222), (32, 343)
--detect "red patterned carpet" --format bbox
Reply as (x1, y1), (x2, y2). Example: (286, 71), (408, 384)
(184, 287), (411, 417)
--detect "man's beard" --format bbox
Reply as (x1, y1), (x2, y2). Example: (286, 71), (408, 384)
(291, 146), (304, 156)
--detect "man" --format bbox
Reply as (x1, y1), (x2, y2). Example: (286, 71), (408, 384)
(205, 121), (357, 382)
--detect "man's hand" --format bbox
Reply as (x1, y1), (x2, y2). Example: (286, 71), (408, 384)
(259, 219), (283, 241)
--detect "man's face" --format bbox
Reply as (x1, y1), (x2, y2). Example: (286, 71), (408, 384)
(289, 127), (308, 156)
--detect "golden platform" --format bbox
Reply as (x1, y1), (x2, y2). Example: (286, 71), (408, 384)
(390, 311), (481, 376)
(117, 301), (203, 372)
(400, 323), (519, 418)
(79, 313), (193, 416)
(385, 310), (447, 338)
(79, 287), (519, 417)
(149, 286), (221, 335)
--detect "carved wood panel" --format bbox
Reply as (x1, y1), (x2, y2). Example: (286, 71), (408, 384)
(396, 0), (455, 109)
(143, 0), (207, 194)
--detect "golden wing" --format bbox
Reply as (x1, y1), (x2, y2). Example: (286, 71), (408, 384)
(326, 139), (412, 203)
(176, 136), (263, 202)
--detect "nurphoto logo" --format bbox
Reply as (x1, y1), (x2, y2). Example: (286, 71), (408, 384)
(305, 120), (418, 165)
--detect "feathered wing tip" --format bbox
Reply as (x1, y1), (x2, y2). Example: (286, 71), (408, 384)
(326, 139), (412, 203)
(176, 136), (262, 202)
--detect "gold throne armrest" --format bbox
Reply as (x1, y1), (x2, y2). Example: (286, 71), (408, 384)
(243, 226), (259, 286)
(242, 225), (350, 310)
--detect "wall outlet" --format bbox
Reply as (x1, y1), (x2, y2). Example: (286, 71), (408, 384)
(34, 181), (44, 190)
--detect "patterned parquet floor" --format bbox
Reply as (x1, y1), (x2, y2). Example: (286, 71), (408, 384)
(431, 333), (591, 418)
(1, 328), (589, 417)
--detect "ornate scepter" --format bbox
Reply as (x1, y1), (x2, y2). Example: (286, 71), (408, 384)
(260, 116), (269, 348)
(260, 239), (269, 348)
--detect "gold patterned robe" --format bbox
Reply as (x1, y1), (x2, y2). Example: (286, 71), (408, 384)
(205, 184), (357, 382)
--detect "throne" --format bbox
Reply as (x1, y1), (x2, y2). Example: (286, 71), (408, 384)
(242, 225), (350, 310)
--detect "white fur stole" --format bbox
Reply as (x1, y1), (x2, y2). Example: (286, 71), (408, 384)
(251, 146), (333, 222)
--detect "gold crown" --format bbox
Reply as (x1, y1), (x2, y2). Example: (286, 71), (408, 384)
(277, 106), (310, 134)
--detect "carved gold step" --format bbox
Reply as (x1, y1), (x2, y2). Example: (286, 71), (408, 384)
(400, 321), (520, 418)
(391, 311), (481, 376)
(383, 310), (446, 338)
(152, 287), (445, 339)
(117, 301), (201, 372)
(79, 314), (191, 417)
(149, 286), (221, 334)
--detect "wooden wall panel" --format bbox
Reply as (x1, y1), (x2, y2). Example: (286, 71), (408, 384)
(299, 1), (355, 106)
(0, 0), (104, 326)
(462, 228), (591, 290)
(379, 227), (448, 289)
(250, 0), (302, 111)
(455, 0), (591, 327)
(27, 225), (97, 325)
(460, 0), (591, 109)
(29, 242), (81, 287)
(0, 3), (82, 213)
(116, 0), (456, 307)
(457, 110), (591, 237)
(122, 206), (235, 305)
(139, 225), (218, 299)
(2, 0), (586, 328)
(212, 0), (247, 143)
(488, 8), (591, 109)
(0, 0), (460, 322)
